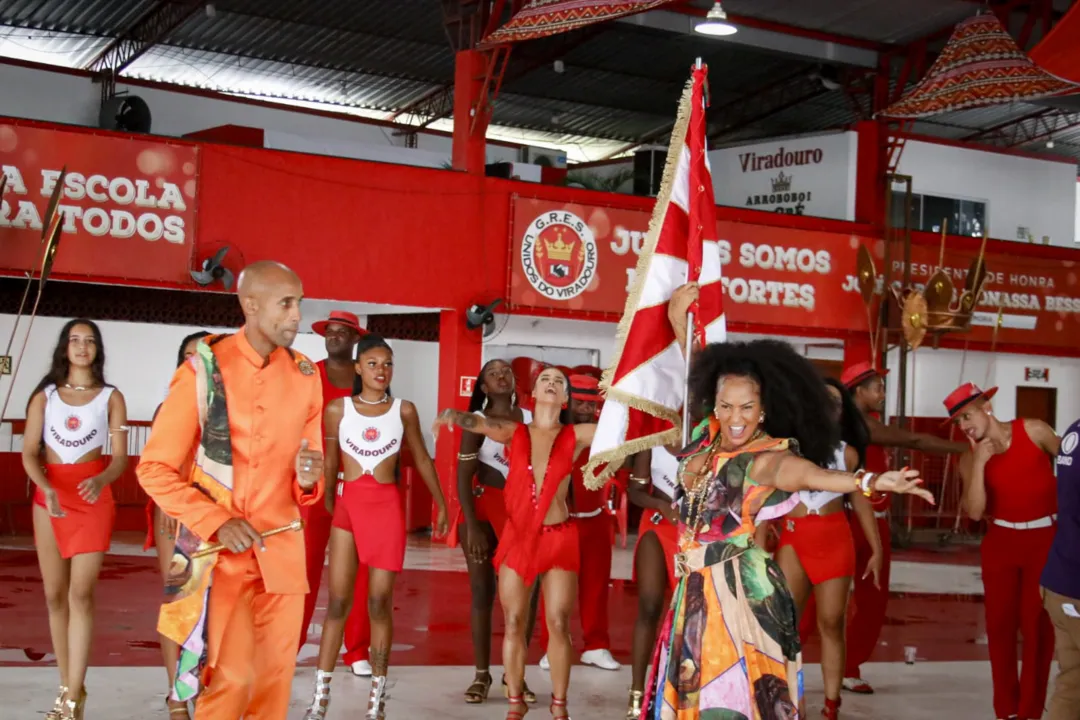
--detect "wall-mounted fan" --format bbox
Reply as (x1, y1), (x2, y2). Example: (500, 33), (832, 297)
(465, 298), (508, 342)
(191, 246), (237, 290)
(99, 94), (152, 133)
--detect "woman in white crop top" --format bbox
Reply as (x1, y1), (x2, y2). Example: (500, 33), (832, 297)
(455, 359), (540, 706)
(773, 377), (882, 719)
(21, 319), (128, 720)
(305, 335), (448, 720)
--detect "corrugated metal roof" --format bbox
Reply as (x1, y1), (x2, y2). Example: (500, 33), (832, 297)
(720, 0), (977, 44)
(0, 0), (155, 35)
(0, 0), (1078, 166)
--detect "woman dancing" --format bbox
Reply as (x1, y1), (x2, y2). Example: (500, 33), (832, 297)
(624, 446), (680, 719)
(775, 377), (881, 719)
(641, 285), (933, 719)
(304, 334), (449, 720)
(144, 330), (209, 719)
(22, 319), (128, 720)
(434, 366), (590, 719)
(456, 359), (541, 705)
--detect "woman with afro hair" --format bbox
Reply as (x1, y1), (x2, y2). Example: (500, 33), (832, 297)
(641, 284), (933, 720)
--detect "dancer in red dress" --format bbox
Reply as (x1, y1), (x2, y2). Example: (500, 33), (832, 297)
(456, 359), (540, 705)
(624, 445), (681, 718)
(296, 310), (374, 676)
(778, 377), (880, 719)
(304, 333), (449, 720)
(144, 329), (207, 719)
(22, 319), (129, 720)
(538, 375), (620, 672)
(840, 361), (965, 695)
(952, 382), (1060, 720)
(434, 366), (596, 720)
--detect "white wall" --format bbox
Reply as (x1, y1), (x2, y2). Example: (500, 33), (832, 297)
(897, 139), (1077, 247)
(0, 62), (520, 169)
(885, 345), (1080, 434)
(0, 314), (440, 453)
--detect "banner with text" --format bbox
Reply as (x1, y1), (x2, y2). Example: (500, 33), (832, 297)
(0, 123), (197, 283)
(509, 197), (1080, 350)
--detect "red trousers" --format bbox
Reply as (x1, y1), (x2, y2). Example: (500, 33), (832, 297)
(843, 513), (890, 677)
(981, 523), (1056, 719)
(298, 501), (371, 665)
(537, 514), (613, 652)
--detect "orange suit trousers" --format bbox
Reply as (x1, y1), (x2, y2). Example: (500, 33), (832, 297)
(195, 552), (303, 720)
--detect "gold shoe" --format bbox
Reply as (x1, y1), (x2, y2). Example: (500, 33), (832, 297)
(626, 689), (644, 719)
(58, 688), (86, 720)
(44, 685), (67, 720)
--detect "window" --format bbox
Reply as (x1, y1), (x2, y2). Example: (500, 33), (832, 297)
(890, 191), (987, 237)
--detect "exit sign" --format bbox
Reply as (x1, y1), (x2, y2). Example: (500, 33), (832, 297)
(1025, 367), (1049, 382)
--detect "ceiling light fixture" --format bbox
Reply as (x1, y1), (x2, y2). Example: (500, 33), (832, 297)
(695, 2), (738, 37)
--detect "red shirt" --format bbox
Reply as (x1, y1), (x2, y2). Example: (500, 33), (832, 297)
(317, 359), (354, 407)
(984, 419), (1058, 522)
(570, 449), (606, 515)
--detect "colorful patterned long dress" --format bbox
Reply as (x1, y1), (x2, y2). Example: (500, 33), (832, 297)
(642, 431), (804, 720)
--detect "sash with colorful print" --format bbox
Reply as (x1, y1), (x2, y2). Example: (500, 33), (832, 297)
(157, 336), (234, 702)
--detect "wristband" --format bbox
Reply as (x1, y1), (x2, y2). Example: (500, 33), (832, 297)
(457, 452), (479, 461)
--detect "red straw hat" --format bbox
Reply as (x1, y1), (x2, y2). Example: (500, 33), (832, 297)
(569, 374), (600, 401)
(942, 382), (998, 422)
(312, 310), (364, 337)
(840, 361), (889, 389)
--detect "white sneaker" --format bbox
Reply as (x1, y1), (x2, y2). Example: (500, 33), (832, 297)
(580, 649), (621, 671)
(351, 660), (373, 677)
(539, 654), (550, 671)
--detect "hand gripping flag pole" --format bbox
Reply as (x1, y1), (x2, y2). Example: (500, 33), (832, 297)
(583, 60), (726, 490)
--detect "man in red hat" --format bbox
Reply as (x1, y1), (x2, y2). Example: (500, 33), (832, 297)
(840, 360), (967, 694)
(538, 374), (621, 671)
(951, 382), (1060, 720)
(297, 310), (373, 676)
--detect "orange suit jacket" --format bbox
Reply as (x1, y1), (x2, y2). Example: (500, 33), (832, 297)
(138, 329), (324, 594)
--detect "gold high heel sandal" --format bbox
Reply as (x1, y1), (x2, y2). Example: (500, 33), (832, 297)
(57, 688), (86, 720)
(625, 689), (644, 719)
(44, 685), (68, 720)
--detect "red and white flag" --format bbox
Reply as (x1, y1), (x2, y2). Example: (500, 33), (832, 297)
(584, 63), (725, 488)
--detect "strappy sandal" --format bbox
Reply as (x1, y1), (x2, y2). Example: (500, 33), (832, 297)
(302, 670), (332, 720)
(57, 688), (86, 720)
(625, 689), (644, 719)
(550, 696), (570, 719)
(44, 685), (67, 720)
(503, 675), (537, 704)
(822, 696), (841, 719)
(464, 670), (493, 704)
(506, 694), (528, 720)
(167, 697), (192, 718)
(366, 675), (388, 720)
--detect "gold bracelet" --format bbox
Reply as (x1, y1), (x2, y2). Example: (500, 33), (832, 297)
(457, 452), (479, 461)
(109, 426), (129, 433)
(629, 475), (650, 486)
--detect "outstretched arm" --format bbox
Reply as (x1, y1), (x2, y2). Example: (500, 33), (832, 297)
(751, 451), (935, 504)
(867, 415), (966, 454)
(433, 408), (518, 445)
(405, 401), (448, 536)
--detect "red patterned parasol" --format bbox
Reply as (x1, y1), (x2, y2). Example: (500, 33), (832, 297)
(879, 13), (1078, 119)
(479, 0), (676, 47)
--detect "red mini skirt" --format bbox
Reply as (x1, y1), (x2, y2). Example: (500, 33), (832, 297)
(475, 484), (508, 538)
(496, 520), (580, 584)
(33, 459), (115, 559)
(633, 511), (679, 589)
(777, 511), (856, 585)
(332, 474), (406, 573)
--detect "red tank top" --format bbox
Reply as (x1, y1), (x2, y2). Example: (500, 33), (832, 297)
(570, 449), (605, 514)
(317, 360), (354, 405)
(984, 419), (1058, 522)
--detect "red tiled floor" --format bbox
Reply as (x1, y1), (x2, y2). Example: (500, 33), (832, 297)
(0, 547), (990, 668)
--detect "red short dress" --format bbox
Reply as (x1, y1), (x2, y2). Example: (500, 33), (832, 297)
(493, 424), (580, 585)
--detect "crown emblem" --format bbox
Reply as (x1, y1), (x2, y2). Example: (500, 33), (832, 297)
(771, 171), (792, 192)
(544, 230), (575, 262)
